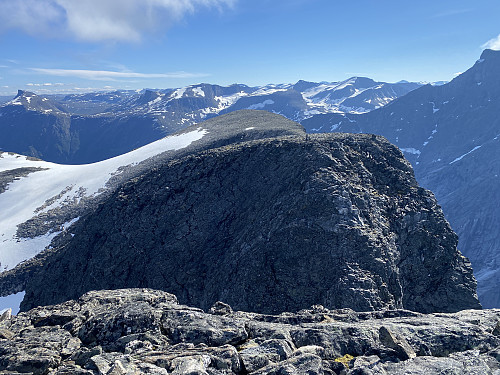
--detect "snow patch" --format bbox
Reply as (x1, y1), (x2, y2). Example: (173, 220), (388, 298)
(192, 87), (205, 97)
(430, 102), (439, 113)
(400, 148), (421, 156)
(247, 99), (274, 110)
(330, 122), (341, 131)
(171, 87), (187, 100)
(7, 98), (22, 106)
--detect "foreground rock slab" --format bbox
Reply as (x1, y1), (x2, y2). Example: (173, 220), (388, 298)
(0, 289), (499, 374)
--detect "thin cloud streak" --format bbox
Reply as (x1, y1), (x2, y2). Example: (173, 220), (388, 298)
(30, 68), (209, 81)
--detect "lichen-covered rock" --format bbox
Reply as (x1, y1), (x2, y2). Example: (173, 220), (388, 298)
(11, 133), (479, 314)
(0, 289), (498, 375)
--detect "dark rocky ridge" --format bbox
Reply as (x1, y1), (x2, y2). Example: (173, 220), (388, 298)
(0, 289), (499, 374)
(301, 50), (500, 308)
(6, 132), (480, 314)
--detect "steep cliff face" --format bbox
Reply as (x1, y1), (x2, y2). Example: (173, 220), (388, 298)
(301, 50), (500, 308)
(11, 133), (480, 314)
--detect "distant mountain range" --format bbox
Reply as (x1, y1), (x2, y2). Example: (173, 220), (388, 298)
(302, 49), (500, 308)
(0, 78), (422, 164)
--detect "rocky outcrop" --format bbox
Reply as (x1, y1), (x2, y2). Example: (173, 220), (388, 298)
(0, 289), (498, 374)
(5, 132), (480, 314)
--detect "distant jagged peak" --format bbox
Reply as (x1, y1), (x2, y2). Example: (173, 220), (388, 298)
(3, 90), (66, 114)
(343, 76), (378, 87)
(15, 89), (36, 98)
(292, 79), (319, 92)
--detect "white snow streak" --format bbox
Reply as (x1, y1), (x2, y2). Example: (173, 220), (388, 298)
(192, 87), (205, 97)
(450, 146), (482, 164)
(247, 99), (274, 110)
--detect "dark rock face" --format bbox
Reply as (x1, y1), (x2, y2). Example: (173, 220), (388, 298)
(0, 289), (499, 374)
(12, 133), (480, 314)
(301, 50), (500, 308)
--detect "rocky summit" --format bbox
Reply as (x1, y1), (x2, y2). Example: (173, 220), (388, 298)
(302, 49), (500, 308)
(0, 288), (499, 375)
(3, 128), (480, 314)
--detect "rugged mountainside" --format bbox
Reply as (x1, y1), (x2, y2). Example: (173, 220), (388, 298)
(0, 110), (304, 274)
(0, 289), (499, 375)
(0, 79), (421, 164)
(302, 49), (500, 309)
(1, 122), (480, 314)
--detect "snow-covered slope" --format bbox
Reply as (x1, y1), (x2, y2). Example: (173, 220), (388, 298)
(0, 129), (207, 271)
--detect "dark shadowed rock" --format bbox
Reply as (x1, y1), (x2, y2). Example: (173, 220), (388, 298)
(8, 131), (480, 314)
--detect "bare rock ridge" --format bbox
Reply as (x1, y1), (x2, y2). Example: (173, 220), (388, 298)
(4, 113), (480, 314)
(0, 289), (499, 374)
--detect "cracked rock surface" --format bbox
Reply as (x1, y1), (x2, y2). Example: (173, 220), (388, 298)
(0, 289), (499, 374)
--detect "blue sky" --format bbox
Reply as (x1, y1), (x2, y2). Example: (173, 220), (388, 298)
(0, 0), (499, 96)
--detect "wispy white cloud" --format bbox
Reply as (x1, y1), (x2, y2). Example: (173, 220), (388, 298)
(26, 82), (59, 86)
(30, 68), (209, 81)
(0, 0), (235, 42)
(482, 34), (500, 51)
